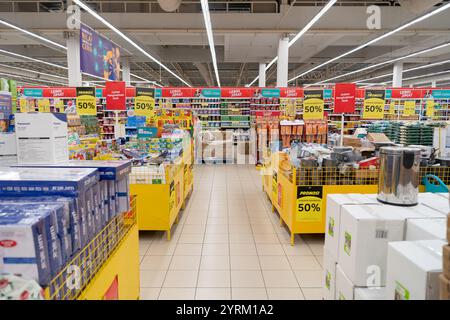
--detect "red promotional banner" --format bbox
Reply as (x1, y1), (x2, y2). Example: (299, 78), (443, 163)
(255, 110), (281, 117)
(356, 89), (365, 99)
(389, 88), (424, 99)
(105, 81), (126, 110)
(43, 87), (76, 98)
(221, 87), (256, 98)
(162, 87), (195, 98)
(334, 83), (356, 113)
(279, 87), (303, 98)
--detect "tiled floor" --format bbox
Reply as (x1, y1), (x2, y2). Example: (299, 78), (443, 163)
(139, 164), (325, 300)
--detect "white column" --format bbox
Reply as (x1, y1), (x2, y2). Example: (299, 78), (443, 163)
(258, 63), (266, 87)
(122, 57), (131, 86)
(431, 80), (437, 87)
(276, 37), (289, 88)
(65, 31), (82, 87)
(392, 62), (403, 88)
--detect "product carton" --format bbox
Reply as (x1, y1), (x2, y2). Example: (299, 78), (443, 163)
(417, 192), (449, 214)
(354, 287), (386, 300)
(440, 274), (450, 300)
(367, 133), (391, 143)
(0, 206), (52, 285)
(15, 113), (68, 164)
(0, 133), (16, 155)
(322, 248), (337, 300)
(335, 264), (354, 300)
(325, 194), (380, 262)
(406, 218), (447, 241)
(338, 205), (405, 286)
(386, 240), (445, 300)
(444, 245), (450, 279)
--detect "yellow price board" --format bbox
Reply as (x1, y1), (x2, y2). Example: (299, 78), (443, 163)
(403, 101), (416, 116)
(426, 100), (435, 118)
(388, 101), (396, 115)
(296, 186), (322, 222)
(38, 99), (50, 113)
(303, 90), (324, 120)
(76, 87), (97, 115)
(272, 170), (278, 201)
(19, 98), (28, 113)
(134, 87), (156, 117)
(362, 89), (385, 119)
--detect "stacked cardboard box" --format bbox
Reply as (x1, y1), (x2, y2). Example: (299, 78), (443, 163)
(441, 212), (450, 300)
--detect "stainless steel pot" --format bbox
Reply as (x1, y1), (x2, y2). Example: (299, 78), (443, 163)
(377, 146), (420, 206)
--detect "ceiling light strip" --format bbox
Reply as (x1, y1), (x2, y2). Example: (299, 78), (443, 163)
(73, 0), (190, 87)
(200, 0), (220, 87)
(288, 2), (450, 83)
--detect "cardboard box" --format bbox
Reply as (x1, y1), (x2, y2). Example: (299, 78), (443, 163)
(338, 204), (405, 286)
(335, 264), (354, 300)
(342, 135), (361, 148)
(440, 274), (450, 300)
(406, 218), (447, 241)
(323, 249), (337, 300)
(354, 287), (386, 300)
(444, 245), (450, 280)
(386, 240), (445, 300)
(15, 113), (68, 164)
(325, 194), (380, 262)
(448, 215), (450, 242)
(367, 133), (390, 143)
(418, 193), (449, 215)
(0, 133), (16, 155)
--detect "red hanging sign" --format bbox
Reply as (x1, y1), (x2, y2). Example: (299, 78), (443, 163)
(356, 89), (365, 99)
(105, 81), (126, 110)
(334, 83), (356, 113)
(389, 88), (424, 99)
(42, 87), (76, 98)
(279, 87), (303, 98)
(162, 87), (195, 98)
(221, 87), (256, 98)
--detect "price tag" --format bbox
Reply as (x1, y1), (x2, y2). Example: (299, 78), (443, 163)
(426, 100), (435, 118)
(303, 90), (324, 120)
(19, 98), (27, 113)
(38, 99), (50, 113)
(362, 89), (385, 119)
(388, 101), (396, 115)
(134, 96), (155, 117)
(403, 101), (416, 116)
(296, 186), (322, 222)
(76, 87), (97, 116)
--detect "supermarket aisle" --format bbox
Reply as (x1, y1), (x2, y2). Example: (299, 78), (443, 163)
(138, 165), (325, 300)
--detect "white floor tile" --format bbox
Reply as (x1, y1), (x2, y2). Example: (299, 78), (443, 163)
(259, 255), (291, 270)
(139, 287), (160, 300)
(159, 288), (196, 300)
(169, 255), (201, 270)
(232, 288), (268, 300)
(163, 270), (198, 288)
(287, 255), (322, 270)
(294, 270), (323, 288)
(262, 270), (299, 288)
(231, 270), (265, 288)
(140, 270), (167, 288)
(302, 288), (324, 300)
(266, 288), (305, 300)
(197, 270), (231, 288)
(230, 255), (260, 270)
(140, 255), (172, 270)
(230, 243), (257, 256)
(174, 243), (203, 256)
(196, 288), (231, 300)
(200, 255), (230, 270)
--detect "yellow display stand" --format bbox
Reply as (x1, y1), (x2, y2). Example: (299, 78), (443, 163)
(78, 224), (140, 300)
(130, 160), (193, 239)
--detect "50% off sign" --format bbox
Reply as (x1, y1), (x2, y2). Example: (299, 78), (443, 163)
(76, 87), (97, 116)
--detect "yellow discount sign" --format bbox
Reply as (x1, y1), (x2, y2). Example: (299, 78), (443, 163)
(362, 89), (385, 119)
(19, 98), (28, 113)
(426, 100), (435, 118)
(388, 101), (396, 115)
(296, 186), (323, 222)
(134, 87), (155, 117)
(403, 101), (416, 116)
(38, 99), (50, 113)
(303, 90), (324, 120)
(76, 87), (97, 116)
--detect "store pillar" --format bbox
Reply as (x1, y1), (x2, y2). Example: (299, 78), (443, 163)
(65, 31), (82, 87)
(259, 63), (266, 87)
(122, 57), (131, 86)
(276, 37), (289, 87)
(392, 62), (403, 88)
(431, 80), (437, 87)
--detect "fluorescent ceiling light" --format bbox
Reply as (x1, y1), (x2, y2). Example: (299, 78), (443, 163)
(73, 0), (190, 87)
(247, 0), (336, 86)
(130, 72), (163, 87)
(0, 63), (68, 80)
(0, 71), (67, 86)
(0, 19), (67, 51)
(354, 59), (450, 84)
(0, 48), (68, 70)
(288, 2), (450, 83)
(200, 0), (221, 87)
(314, 42), (450, 84)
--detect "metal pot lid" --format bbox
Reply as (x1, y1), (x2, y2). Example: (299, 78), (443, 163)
(380, 146), (420, 155)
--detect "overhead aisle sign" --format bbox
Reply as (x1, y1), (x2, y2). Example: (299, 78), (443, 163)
(76, 87), (96, 115)
(362, 89), (385, 119)
(334, 83), (356, 114)
(303, 90), (324, 120)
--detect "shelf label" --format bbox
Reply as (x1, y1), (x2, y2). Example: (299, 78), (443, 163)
(296, 186), (322, 222)
(363, 89), (385, 119)
(426, 100), (435, 118)
(137, 127), (157, 139)
(303, 90), (324, 120)
(76, 87), (96, 115)
(403, 100), (416, 116)
(134, 87), (155, 117)
(388, 101), (396, 115)
(37, 99), (50, 113)
(19, 98), (27, 113)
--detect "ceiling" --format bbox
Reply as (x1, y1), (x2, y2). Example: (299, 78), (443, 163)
(0, 0), (449, 87)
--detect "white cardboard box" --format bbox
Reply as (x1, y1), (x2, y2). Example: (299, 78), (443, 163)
(386, 240), (445, 300)
(0, 133), (16, 155)
(417, 192), (449, 214)
(338, 204), (405, 287)
(15, 113), (68, 164)
(323, 248), (337, 300)
(354, 287), (386, 300)
(406, 218), (447, 241)
(335, 264), (354, 300)
(325, 194), (380, 262)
